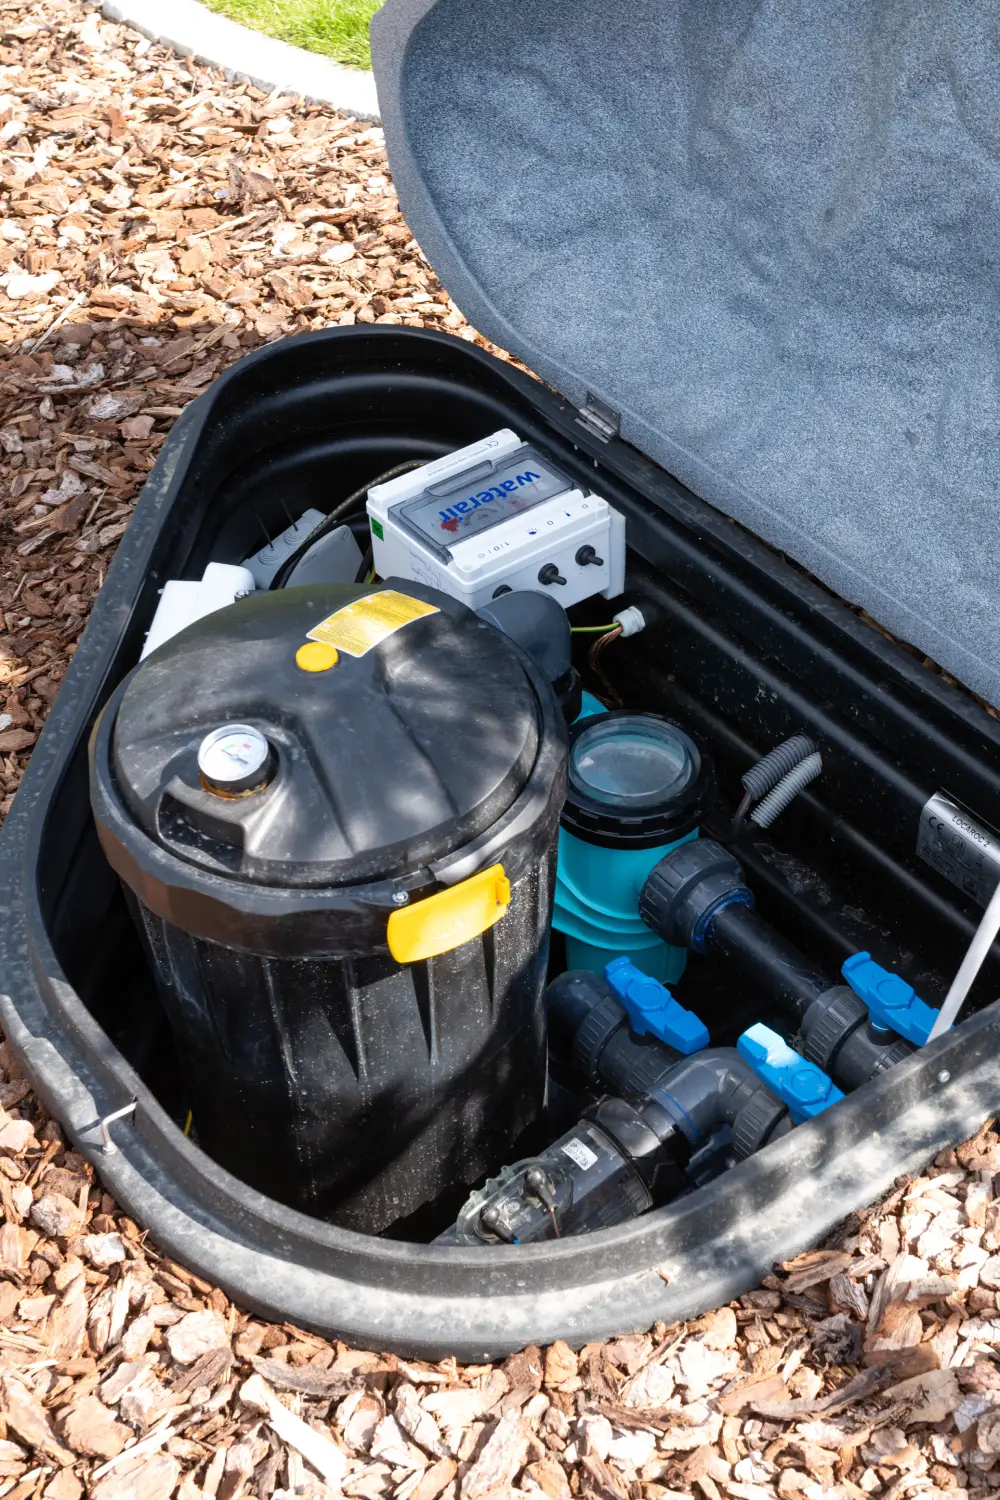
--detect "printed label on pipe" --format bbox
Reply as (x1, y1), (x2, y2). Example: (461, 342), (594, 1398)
(561, 1138), (599, 1171)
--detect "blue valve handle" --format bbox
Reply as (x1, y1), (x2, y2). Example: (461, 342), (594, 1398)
(737, 1023), (844, 1122)
(604, 957), (709, 1054)
(841, 952), (937, 1045)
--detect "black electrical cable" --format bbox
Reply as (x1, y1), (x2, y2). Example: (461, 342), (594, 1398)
(269, 459), (426, 590)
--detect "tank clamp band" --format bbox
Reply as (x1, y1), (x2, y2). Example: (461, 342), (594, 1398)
(737, 1025), (843, 1122)
(604, 957), (709, 1054)
(387, 864), (511, 963)
(841, 952), (937, 1045)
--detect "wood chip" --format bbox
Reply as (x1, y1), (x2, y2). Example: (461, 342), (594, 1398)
(779, 1251), (855, 1292)
(90, 1452), (180, 1500)
(164, 1308), (229, 1365)
(241, 1373), (347, 1487)
(461, 1410), (528, 1499)
(394, 1382), (447, 1457)
(249, 1354), (359, 1399)
(59, 1394), (131, 1459)
(0, 1367), (75, 1464)
(750, 1364), (895, 1419)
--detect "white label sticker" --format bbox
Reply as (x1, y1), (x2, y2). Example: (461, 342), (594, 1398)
(917, 791), (1000, 907)
(561, 1137), (599, 1171)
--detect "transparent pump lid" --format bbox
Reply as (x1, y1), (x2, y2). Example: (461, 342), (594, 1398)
(570, 717), (696, 807)
(562, 713), (709, 848)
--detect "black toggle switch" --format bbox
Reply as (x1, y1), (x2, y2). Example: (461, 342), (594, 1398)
(575, 545), (604, 567)
(538, 563), (567, 586)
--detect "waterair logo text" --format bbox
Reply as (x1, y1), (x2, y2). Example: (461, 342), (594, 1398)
(439, 470), (542, 532)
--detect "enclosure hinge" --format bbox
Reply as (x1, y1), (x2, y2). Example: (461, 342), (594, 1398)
(576, 394), (620, 443)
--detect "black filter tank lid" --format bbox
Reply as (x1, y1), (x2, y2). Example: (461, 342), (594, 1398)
(111, 580), (542, 888)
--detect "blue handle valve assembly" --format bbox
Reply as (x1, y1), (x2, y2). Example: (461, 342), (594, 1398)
(439, 968), (791, 1245)
(638, 839), (940, 1089)
(604, 956), (710, 1054)
(737, 1024), (844, 1122)
(447, 811), (944, 1246)
(841, 952), (936, 1046)
(443, 943), (937, 1245)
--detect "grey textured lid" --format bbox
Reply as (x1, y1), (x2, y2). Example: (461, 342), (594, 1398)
(371, 0), (1000, 706)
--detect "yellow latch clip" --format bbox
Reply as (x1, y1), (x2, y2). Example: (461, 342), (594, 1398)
(387, 863), (512, 963)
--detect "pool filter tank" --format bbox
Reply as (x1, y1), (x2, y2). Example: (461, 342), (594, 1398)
(554, 712), (711, 981)
(90, 580), (568, 1234)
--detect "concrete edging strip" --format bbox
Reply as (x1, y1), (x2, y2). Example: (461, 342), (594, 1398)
(101, 0), (381, 121)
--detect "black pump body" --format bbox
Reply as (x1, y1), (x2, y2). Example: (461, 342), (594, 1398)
(90, 579), (567, 1232)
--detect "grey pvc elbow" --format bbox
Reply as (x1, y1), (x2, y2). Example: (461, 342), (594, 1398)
(647, 1049), (790, 1159)
(546, 971), (789, 1160)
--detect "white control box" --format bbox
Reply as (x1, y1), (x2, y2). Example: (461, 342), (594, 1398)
(366, 429), (626, 611)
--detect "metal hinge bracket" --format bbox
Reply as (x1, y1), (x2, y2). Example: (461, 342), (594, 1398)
(576, 394), (620, 443)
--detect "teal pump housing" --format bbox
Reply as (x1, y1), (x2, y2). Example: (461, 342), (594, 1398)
(554, 708), (712, 981)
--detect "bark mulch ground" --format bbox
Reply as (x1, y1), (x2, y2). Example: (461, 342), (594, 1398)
(0, 4), (998, 1499)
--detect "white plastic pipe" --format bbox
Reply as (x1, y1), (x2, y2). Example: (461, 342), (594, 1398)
(927, 878), (1000, 1041)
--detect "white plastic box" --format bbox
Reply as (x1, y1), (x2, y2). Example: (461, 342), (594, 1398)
(141, 563), (255, 659)
(366, 429), (626, 611)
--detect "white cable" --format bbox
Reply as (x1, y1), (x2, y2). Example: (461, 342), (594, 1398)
(927, 879), (1000, 1042)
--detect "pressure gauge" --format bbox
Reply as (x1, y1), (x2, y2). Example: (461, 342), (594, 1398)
(198, 724), (274, 796)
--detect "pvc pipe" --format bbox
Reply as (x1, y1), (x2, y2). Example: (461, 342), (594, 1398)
(706, 901), (831, 1021)
(927, 879), (1000, 1042)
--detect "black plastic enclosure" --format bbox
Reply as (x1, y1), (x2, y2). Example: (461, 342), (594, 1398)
(3, 327), (1000, 1358)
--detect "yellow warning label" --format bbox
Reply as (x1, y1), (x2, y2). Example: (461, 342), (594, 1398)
(307, 589), (440, 658)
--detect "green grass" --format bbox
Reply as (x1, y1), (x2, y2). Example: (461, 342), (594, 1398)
(203, 0), (381, 70)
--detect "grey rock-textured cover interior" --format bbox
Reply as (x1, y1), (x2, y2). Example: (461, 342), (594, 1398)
(371, 0), (1000, 706)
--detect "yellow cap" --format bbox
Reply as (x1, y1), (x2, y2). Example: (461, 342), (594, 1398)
(296, 641), (339, 672)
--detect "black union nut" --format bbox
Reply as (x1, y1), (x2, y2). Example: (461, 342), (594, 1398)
(640, 837), (751, 949)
